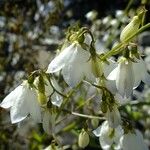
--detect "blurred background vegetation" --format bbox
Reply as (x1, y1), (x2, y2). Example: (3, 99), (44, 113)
(0, 0), (150, 149)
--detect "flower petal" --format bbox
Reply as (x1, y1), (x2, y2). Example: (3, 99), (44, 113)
(142, 72), (150, 85)
(99, 121), (113, 150)
(0, 86), (22, 109)
(105, 80), (117, 94)
(133, 61), (143, 89)
(93, 126), (102, 137)
(121, 130), (149, 150)
(107, 67), (118, 80)
(10, 86), (29, 123)
(51, 93), (63, 107)
(62, 44), (90, 87)
(116, 61), (134, 98)
(47, 43), (76, 73)
(104, 60), (117, 77)
(27, 89), (42, 123)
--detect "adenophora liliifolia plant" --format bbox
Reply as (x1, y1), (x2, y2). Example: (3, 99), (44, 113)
(1, 8), (150, 149)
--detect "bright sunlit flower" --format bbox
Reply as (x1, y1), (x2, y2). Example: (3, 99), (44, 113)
(107, 57), (150, 98)
(107, 57), (134, 98)
(119, 130), (149, 150)
(47, 42), (95, 87)
(0, 80), (42, 123)
(93, 121), (123, 150)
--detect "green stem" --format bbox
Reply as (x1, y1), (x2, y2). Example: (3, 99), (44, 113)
(49, 78), (67, 98)
(56, 94), (96, 125)
(61, 108), (104, 120)
(101, 23), (150, 60)
(72, 112), (105, 120)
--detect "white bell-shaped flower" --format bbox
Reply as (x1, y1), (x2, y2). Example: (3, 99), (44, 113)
(107, 58), (134, 98)
(120, 130), (149, 150)
(107, 57), (150, 98)
(47, 42), (95, 87)
(0, 80), (42, 123)
(93, 121), (123, 150)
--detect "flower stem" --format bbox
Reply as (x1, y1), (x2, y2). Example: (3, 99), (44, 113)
(101, 23), (150, 60)
(71, 112), (105, 120)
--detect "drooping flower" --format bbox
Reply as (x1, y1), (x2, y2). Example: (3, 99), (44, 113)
(47, 42), (95, 87)
(107, 57), (133, 98)
(119, 130), (149, 150)
(0, 80), (42, 123)
(93, 121), (123, 150)
(107, 57), (150, 98)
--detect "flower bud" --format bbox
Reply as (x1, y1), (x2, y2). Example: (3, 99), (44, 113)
(78, 130), (90, 148)
(37, 92), (47, 106)
(120, 16), (140, 42)
(91, 58), (103, 78)
(34, 76), (47, 106)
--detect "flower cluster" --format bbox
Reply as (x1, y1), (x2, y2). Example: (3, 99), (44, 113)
(0, 73), (63, 134)
(0, 10), (150, 149)
(93, 121), (148, 150)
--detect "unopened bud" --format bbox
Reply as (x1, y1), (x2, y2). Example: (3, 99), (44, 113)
(37, 92), (47, 106)
(91, 58), (102, 78)
(34, 76), (47, 106)
(120, 16), (140, 42)
(78, 130), (90, 148)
